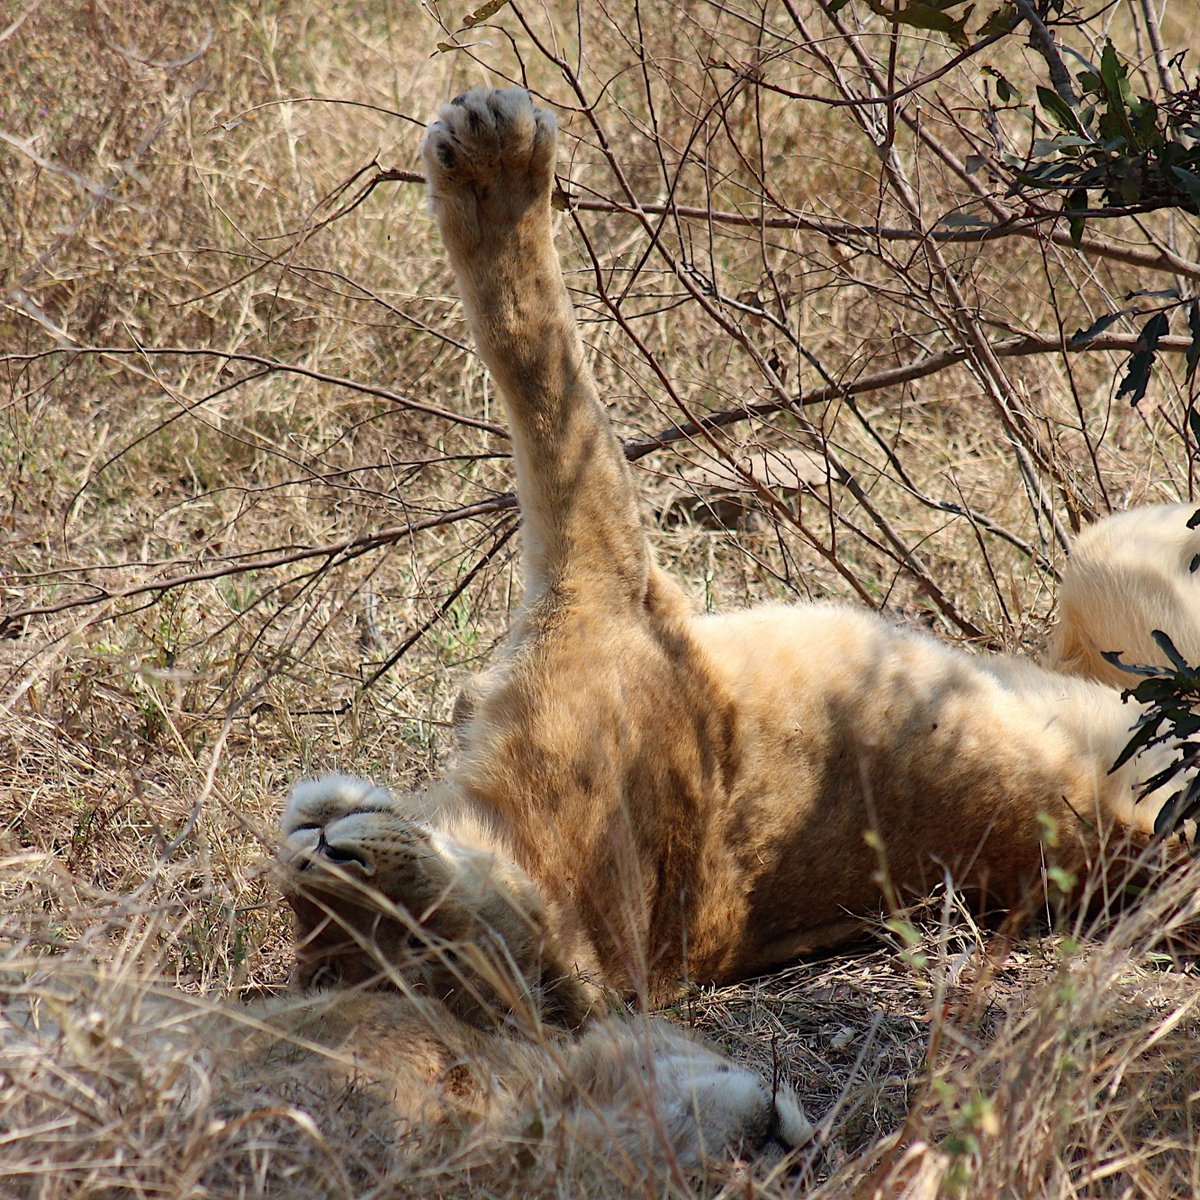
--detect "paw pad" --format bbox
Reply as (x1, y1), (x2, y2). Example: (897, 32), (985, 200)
(421, 86), (558, 208)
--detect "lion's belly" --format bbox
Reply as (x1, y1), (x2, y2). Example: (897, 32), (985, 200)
(688, 603), (1126, 975)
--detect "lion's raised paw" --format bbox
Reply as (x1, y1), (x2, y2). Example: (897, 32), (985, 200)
(422, 87), (557, 239)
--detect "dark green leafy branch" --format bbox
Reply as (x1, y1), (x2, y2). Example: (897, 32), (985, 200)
(821, 2), (1200, 238)
(1013, 42), (1200, 241)
(1069, 293), (1200, 410)
(1107, 626), (1200, 846)
(826, 0), (984, 48)
(820, 6), (1200, 230)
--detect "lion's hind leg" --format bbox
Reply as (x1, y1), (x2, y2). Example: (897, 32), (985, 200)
(1049, 503), (1200, 689)
(555, 1019), (813, 1168)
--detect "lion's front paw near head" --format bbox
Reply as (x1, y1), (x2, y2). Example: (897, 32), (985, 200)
(280, 774), (388, 871)
(650, 1042), (813, 1163)
(421, 86), (558, 253)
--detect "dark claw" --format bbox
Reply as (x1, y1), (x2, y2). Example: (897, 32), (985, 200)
(451, 93), (467, 106)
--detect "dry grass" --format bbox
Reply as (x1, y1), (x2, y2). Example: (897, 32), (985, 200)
(3, 1), (1200, 1196)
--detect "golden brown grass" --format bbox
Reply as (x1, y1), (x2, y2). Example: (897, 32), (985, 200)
(3, 1), (1200, 1196)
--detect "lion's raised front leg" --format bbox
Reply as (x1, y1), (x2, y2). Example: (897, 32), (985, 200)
(422, 87), (652, 611)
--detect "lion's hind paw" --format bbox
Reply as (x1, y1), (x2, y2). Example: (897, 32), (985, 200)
(667, 1053), (813, 1158)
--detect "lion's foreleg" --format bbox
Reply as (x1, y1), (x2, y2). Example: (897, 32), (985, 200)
(422, 88), (650, 610)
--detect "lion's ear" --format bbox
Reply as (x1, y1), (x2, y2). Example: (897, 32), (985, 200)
(450, 681), (479, 732)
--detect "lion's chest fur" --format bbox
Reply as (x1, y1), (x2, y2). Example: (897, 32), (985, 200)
(451, 581), (753, 992)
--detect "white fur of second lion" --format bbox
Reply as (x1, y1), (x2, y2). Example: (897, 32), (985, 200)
(294, 88), (1200, 1005)
(1050, 502), (1200, 689)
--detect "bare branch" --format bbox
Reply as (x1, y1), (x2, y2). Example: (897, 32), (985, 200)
(1012, 0), (1079, 106)
(0, 347), (508, 440)
(358, 170), (1200, 281)
(1135, 0), (1174, 96)
(625, 333), (1197, 457)
(0, 498), (516, 636)
(359, 519), (517, 692)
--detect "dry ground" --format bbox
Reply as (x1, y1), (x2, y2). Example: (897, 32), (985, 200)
(3, 2), (1200, 1196)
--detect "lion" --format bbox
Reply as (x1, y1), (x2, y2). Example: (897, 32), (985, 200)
(3, 88), (827, 1192)
(1048, 502), (1200, 689)
(270, 84), (1200, 1012)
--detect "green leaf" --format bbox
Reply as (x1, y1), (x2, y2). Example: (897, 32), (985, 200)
(1046, 865), (1077, 894)
(978, 3), (1017, 34)
(1066, 187), (1088, 248)
(1171, 166), (1200, 214)
(1180, 776), (1200, 821)
(1116, 311), (1169, 407)
(1098, 41), (1140, 149)
(1154, 793), (1199, 835)
(1153, 790), (1184, 836)
(1110, 720), (1157, 767)
(982, 66), (1020, 104)
(1068, 308), (1128, 347)
(1151, 630), (1195, 674)
(889, 1), (972, 47)
(1099, 40), (1128, 106)
(1116, 353), (1153, 407)
(1101, 650), (1164, 681)
(1141, 758), (1183, 798)
(1013, 160), (1082, 186)
(1141, 310), (1170, 352)
(1037, 86), (1083, 135)
(1186, 300), (1200, 384)
(1130, 679), (1183, 704)
(1180, 405), (1200, 448)
(462, 0), (512, 27)
(1125, 287), (1181, 300)
(1030, 137), (1063, 158)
